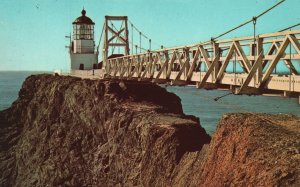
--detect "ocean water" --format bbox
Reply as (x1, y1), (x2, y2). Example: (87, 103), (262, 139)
(0, 71), (49, 110)
(166, 86), (300, 134)
(0, 71), (299, 134)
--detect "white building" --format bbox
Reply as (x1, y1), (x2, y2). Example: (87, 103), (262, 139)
(70, 9), (98, 71)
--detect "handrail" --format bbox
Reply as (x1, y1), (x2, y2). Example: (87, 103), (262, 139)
(106, 29), (300, 61)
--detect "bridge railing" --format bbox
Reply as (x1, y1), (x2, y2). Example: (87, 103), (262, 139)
(105, 30), (300, 94)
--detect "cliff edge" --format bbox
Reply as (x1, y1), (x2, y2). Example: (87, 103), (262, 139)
(199, 113), (300, 186)
(0, 74), (299, 186)
(0, 74), (210, 186)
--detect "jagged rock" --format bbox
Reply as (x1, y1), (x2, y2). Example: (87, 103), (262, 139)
(0, 74), (299, 187)
(199, 113), (300, 186)
(0, 75), (210, 186)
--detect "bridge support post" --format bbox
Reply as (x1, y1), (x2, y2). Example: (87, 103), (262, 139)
(212, 43), (220, 82)
(163, 51), (169, 79)
(298, 94), (300, 105)
(283, 91), (291, 97)
(229, 85), (240, 94)
(196, 82), (200, 89)
(102, 16), (129, 72)
(184, 48), (190, 79)
(255, 37), (263, 87)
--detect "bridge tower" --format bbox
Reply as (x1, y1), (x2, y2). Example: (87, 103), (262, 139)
(70, 9), (98, 72)
(102, 16), (129, 72)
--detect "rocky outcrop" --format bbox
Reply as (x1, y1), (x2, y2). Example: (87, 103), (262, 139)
(199, 113), (300, 186)
(0, 74), (299, 187)
(0, 75), (210, 186)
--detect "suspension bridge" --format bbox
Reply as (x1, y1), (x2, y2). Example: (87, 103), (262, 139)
(69, 0), (300, 103)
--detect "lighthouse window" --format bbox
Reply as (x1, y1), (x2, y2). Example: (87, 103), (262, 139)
(73, 24), (94, 40)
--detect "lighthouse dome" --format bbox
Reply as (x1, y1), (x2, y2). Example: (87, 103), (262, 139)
(72, 9), (95, 25)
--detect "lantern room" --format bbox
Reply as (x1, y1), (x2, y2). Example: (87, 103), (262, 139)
(72, 9), (95, 40)
(72, 9), (95, 53)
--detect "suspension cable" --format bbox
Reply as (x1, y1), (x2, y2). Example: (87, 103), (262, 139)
(97, 24), (105, 54)
(279, 22), (300, 32)
(256, 0), (285, 19)
(234, 51), (237, 85)
(129, 19), (149, 39)
(289, 30), (292, 92)
(212, 0), (285, 40)
(253, 17), (257, 85)
(214, 92), (233, 101)
(128, 19), (150, 51)
(128, 41), (148, 51)
(128, 19), (162, 51)
(98, 1), (286, 55)
(99, 1), (286, 56)
(139, 32), (142, 53)
(152, 0), (285, 53)
(253, 17), (257, 61)
(110, 22), (114, 54)
(131, 24), (133, 54)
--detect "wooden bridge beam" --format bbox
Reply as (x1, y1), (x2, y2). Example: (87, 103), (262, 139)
(233, 41), (251, 72)
(255, 37), (263, 86)
(141, 53), (151, 79)
(112, 59), (118, 77)
(238, 51), (264, 94)
(197, 51), (220, 88)
(155, 51), (169, 81)
(175, 48), (190, 81)
(166, 51), (177, 79)
(273, 42), (299, 75)
(107, 28), (126, 43)
(261, 36), (290, 86)
(288, 34), (300, 55)
(137, 55), (145, 77)
(216, 43), (235, 82)
(213, 43), (220, 82)
(150, 53), (159, 78)
(128, 56), (137, 78)
(187, 47), (201, 80)
(199, 45), (211, 68)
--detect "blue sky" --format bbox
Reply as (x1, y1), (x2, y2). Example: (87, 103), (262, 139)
(0, 0), (299, 71)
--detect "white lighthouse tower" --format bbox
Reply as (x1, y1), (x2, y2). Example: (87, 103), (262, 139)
(70, 9), (98, 72)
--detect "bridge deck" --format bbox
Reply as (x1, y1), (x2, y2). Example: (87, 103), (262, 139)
(69, 68), (300, 105)
(102, 30), (300, 97)
(70, 30), (300, 104)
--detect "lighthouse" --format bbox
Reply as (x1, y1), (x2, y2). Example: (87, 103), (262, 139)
(70, 9), (98, 72)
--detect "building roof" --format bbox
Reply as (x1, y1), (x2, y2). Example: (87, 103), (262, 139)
(72, 9), (95, 25)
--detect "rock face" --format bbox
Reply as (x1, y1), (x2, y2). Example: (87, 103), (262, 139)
(0, 74), (299, 187)
(199, 113), (300, 186)
(0, 75), (210, 186)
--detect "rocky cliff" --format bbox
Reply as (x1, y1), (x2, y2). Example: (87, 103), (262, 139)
(0, 74), (210, 186)
(0, 74), (299, 186)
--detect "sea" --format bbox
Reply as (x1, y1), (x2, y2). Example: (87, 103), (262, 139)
(0, 71), (299, 134)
